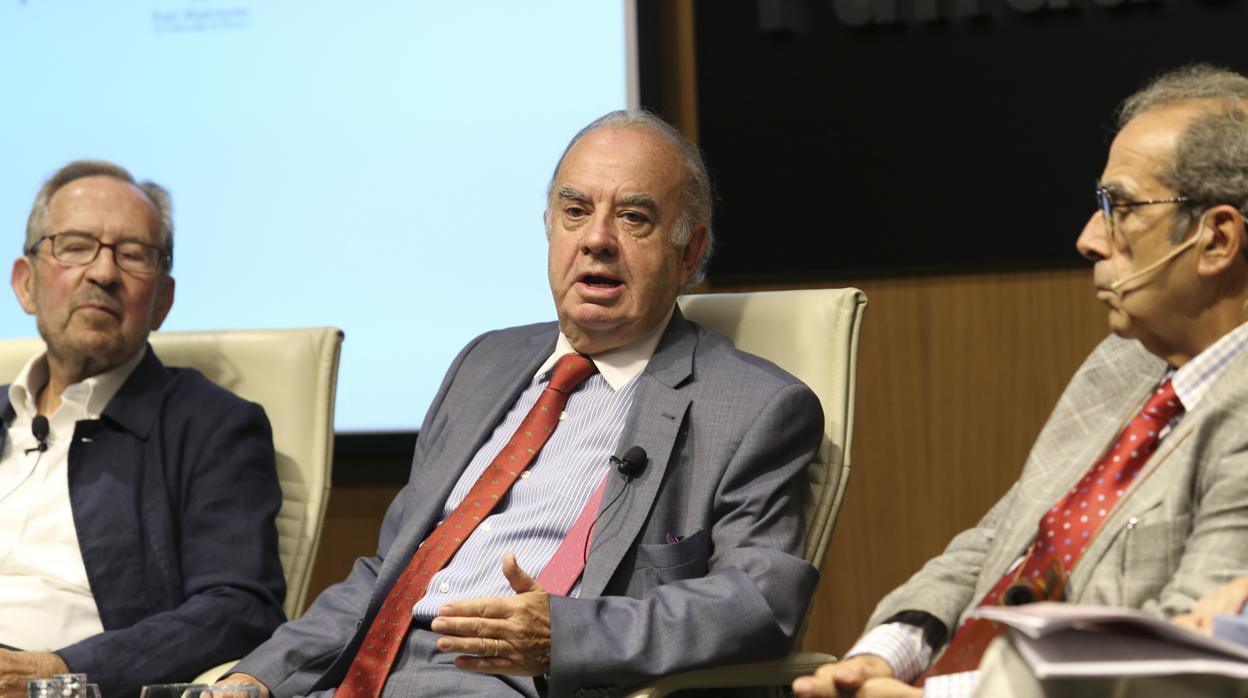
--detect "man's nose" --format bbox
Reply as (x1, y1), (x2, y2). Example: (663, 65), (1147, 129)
(1076, 211), (1110, 262)
(84, 245), (122, 284)
(579, 213), (618, 257)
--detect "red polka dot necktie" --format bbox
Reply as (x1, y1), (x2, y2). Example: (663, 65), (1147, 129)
(921, 378), (1183, 681)
(337, 353), (599, 698)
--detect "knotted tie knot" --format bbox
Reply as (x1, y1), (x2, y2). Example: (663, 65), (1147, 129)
(547, 353), (598, 395)
(1141, 377), (1183, 426)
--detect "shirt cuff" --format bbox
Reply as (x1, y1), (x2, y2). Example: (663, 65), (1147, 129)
(846, 622), (933, 684)
(923, 670), (981, 698)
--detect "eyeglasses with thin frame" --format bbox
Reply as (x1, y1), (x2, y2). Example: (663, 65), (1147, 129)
(27, 232), (169, 275)
(1096, 186), (1190, 240)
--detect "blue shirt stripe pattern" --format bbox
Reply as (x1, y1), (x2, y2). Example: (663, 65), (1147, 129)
(411, 368), (639, 620)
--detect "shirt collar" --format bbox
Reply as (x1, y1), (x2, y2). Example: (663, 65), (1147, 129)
(1172, 319), (1248, 411)
(8, 346), (147, 422)
(536, 306), (675, 391)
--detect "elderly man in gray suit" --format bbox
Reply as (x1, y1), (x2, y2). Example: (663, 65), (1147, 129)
(225, 110), (823, 698)
(794, 64), (1248, 698)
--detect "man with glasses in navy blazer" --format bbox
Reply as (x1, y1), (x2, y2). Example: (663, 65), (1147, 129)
(0, 161), (285, 698)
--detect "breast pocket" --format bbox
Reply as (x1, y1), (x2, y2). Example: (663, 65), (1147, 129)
(1120, 512), (1192, 607)
(634, 528), (710, 594)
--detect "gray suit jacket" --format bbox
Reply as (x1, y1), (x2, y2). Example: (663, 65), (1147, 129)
(236, 311), (823, 697)
(869, 334), (1248, 638)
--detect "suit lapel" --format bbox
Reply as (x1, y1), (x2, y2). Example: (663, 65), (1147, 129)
(580, 312), (696, 598)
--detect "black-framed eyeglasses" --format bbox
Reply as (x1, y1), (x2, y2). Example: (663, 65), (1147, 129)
(27, 232), (169, 275)
(1096, 186), (1190, 239)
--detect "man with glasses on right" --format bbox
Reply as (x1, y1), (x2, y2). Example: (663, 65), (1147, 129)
(795, 64), (1248, 698)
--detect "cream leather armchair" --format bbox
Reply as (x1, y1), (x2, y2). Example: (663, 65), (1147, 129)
(146, 327), (344, 621)
(0, 327), (343, 681)
(623, 288), (867, 698)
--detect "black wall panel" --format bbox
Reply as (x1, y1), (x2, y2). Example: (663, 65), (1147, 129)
(676, 0), (1248, 283)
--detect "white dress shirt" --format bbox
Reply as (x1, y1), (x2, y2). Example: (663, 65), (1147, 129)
(0, 348), (145, 651)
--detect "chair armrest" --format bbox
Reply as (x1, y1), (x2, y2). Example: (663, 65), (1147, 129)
(623, 651), (838, 698)
(193, 661), (238, 685)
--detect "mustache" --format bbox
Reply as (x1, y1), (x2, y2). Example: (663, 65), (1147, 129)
(71, 288), (123, 315)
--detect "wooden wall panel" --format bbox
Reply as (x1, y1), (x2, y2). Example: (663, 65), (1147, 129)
(789, 269), (1109, 656)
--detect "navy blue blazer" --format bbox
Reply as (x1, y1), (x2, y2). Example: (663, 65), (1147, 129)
(0, 347), (286, 698)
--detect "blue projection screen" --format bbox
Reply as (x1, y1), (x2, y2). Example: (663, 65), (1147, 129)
(0, 1), (632, 432)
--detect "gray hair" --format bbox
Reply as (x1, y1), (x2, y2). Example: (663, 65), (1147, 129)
(1118, 64), (1248, 243)
(546, 109), (714, 289)
(25, 159), (174, 271)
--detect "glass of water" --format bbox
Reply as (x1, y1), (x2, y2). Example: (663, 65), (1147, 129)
(138, 684), (206, 698)
(184, 686), (260, 698)
(54, 674), (88, 698)
(28, 679), (63, 698)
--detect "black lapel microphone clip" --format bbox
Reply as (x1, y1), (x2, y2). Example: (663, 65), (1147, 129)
(24, 415), (50, 455)
(609, 445), (648, 481)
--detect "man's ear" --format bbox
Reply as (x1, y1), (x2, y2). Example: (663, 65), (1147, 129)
(11, 257), (37, 315)
(679, 223), (708, 279)
(150, 275), (175, 330)
(1196, 205), (1245, 277)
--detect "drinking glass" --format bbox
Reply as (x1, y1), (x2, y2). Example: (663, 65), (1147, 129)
(27, 678), (63, 698)
(54, 674), (87, 698)
(184, 686), (260, 698)
(138, 684), (206, 698)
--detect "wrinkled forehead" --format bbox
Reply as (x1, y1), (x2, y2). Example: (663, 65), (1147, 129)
(47, 175), (162, 241)
(1101, 104), (1200, 195)
(553, 126), (686, 203)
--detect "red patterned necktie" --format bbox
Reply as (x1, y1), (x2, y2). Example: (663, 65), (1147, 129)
(337, 353), (599, 698)
(921, 378), (1183, 681)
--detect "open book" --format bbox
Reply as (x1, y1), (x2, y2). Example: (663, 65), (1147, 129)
(970, 602), (1248, 679)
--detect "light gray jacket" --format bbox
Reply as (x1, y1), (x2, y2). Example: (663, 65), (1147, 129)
(869, 334), (1248, 635)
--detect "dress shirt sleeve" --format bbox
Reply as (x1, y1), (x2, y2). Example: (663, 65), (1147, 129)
(923, 670), (981, 698)
(845, 622), (932, 684)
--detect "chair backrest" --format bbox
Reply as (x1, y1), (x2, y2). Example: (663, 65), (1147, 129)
(0, 327), (343, 620)
(678, 288), (866, 570)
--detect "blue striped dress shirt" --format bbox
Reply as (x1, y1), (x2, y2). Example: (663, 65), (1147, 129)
(411, 311), (672, 621)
